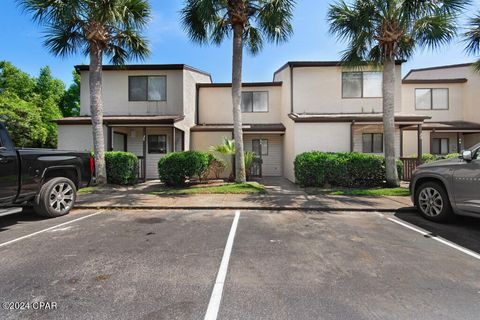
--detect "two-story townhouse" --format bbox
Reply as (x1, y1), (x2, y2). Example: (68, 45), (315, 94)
(401, 63), (480, 157)
(56, 64), (211, 179)
(272, 61), (428, 181)
(191, 82), (285, 177)
(58, 60), (480, 183)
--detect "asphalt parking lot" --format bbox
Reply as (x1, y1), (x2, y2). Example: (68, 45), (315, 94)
(0, 209), (480, 320)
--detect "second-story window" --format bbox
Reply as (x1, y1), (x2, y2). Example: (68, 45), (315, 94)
(342, 72), (383, 98)
(129, 76), (166, 101)
(415, 88), (448, 110)
(241, 91), (268, 112)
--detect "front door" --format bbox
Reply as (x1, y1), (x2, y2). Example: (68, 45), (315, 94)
(113, 132), (127, 151)
(0, 131), (19, 203)
(251, 139), (265, 177)
(452, 149), (480, 213)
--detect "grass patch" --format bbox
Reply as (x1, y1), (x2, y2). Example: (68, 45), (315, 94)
(152, 182), (266, 195)
(78, 186), (97, 194)
(308, 187), (410, 197)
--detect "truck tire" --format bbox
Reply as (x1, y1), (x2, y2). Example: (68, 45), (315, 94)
(414, 181), (454, 222)
(34, 177), (77, 218)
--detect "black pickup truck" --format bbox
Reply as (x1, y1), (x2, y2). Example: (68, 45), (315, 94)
(0, 123), (93, 217)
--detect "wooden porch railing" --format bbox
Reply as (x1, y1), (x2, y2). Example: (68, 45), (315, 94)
(137, 156), (145, 181)
(400, 157), (420, 181)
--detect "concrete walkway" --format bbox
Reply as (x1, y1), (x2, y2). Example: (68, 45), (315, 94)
(76, 179), (413, 212)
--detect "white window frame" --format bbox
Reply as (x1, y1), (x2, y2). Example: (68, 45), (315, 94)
(415, 88), (449, 110)
(342, 72), (383, 98)
(129, 76), (167, 102)
(241, 91), (269, 113)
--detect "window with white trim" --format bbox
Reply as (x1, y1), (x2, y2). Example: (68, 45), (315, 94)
(342, 72), (383, 98)
(241, 91), (268, 112)
(415, 88), (448, 110)
(129, 76), (166, 101)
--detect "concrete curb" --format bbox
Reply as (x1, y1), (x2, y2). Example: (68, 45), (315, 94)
(75, 205), (415, 212)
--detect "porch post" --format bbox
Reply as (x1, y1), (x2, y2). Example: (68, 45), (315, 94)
(417, 124), (423, 164)
(457, 132), (461, 153)
(107, 126), (113, 151)
(142, 127), (147, 181)
(350, 120), (355, 152)
(400, 126), (404, 158)
(172, 127), (176, 152)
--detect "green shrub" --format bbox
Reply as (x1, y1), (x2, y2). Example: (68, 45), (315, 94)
(105, 151), (139, 185)
(158, 151), (212, 186)
(295, 152), (404, 188)
(444, 153), (460, 159)
(396, 160), (404, 180)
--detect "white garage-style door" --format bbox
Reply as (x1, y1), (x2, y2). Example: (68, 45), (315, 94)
(244, 134), (283, 177)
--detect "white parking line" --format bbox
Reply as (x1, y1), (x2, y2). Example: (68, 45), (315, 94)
(204, 210), (241, 320)
(0, 210), (105, 249)
(388, 217), (480, 261)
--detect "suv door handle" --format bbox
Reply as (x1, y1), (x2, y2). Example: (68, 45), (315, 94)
(0, 156), (10, 164)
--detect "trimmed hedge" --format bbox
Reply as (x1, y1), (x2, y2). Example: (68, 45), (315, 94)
(421, 153), (460, 163)
(105, 151), (139, 185)
(294, 152), (404, 188)
(158, 151), (213, 186)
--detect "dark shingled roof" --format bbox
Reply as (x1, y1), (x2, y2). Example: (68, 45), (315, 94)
(56, 115), (185, 125)
(191, 123), (286, 132)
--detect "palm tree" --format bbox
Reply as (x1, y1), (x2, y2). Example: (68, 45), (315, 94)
(19, 0), (151, 185)
(465, 11), (480, 72)
(181, 0), (295, 183)
(328, 0), (467, 187)
(210, 138), (237, 181)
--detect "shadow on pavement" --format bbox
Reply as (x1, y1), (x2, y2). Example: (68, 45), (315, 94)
(0, 208), (44, 232)
(394, 210), (480, 254)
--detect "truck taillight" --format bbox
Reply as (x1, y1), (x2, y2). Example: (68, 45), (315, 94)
(90, 156), (95, 176)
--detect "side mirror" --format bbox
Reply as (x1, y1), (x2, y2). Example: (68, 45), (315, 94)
(462, 150), (473, 162)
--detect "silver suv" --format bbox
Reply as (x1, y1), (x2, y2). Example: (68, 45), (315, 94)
(410, 143), (480, 222)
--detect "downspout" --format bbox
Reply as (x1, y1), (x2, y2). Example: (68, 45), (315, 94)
(290, 64), (294, 114)
(195, 84), (200, 125)
(350, 120), (355, 152)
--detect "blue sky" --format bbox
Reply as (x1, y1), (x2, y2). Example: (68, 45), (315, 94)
(1, 0), (479, 86)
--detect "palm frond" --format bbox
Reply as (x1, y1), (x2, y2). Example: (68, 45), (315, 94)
(464, 13), (480, 56)
(244, 26), (263, 55)
(413, 13), (456, 51)
(257, 0), (295, 44)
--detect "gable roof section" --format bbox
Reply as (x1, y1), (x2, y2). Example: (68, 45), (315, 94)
(273, 60), (404, 77)
(403, 62), (474, 81)
(402, 78), (468, 84)
(74, 64), (212, 81)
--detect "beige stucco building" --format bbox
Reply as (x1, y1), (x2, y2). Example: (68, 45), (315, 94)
(56, 61), (480, 182)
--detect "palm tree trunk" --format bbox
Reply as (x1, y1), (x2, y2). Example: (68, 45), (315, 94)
(383, 57), (399, 187)
(89, 45), (107, 185)
(232, 24), (246, 183)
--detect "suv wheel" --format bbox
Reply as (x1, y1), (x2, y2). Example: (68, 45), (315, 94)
(414, 181), (454, 222)
(34, 177), (77, 218)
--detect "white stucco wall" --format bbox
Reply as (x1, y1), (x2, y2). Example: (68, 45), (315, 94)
(57, 125), (107, 152)
(401, 83), (465, 121)
(291, 65), (402, 114)
(404, 65), (480, 123)
(80, 69), (184, 116)
(198, 85), (282, 124)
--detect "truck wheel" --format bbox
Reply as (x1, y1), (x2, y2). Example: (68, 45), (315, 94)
(414, 181), (454, 222)
(34, 177), (77, 218)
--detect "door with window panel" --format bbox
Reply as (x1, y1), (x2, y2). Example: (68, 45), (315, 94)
(251, 139), (268, 177)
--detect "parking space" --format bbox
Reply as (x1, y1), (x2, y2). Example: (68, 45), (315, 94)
(0, 209), (479, 319)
